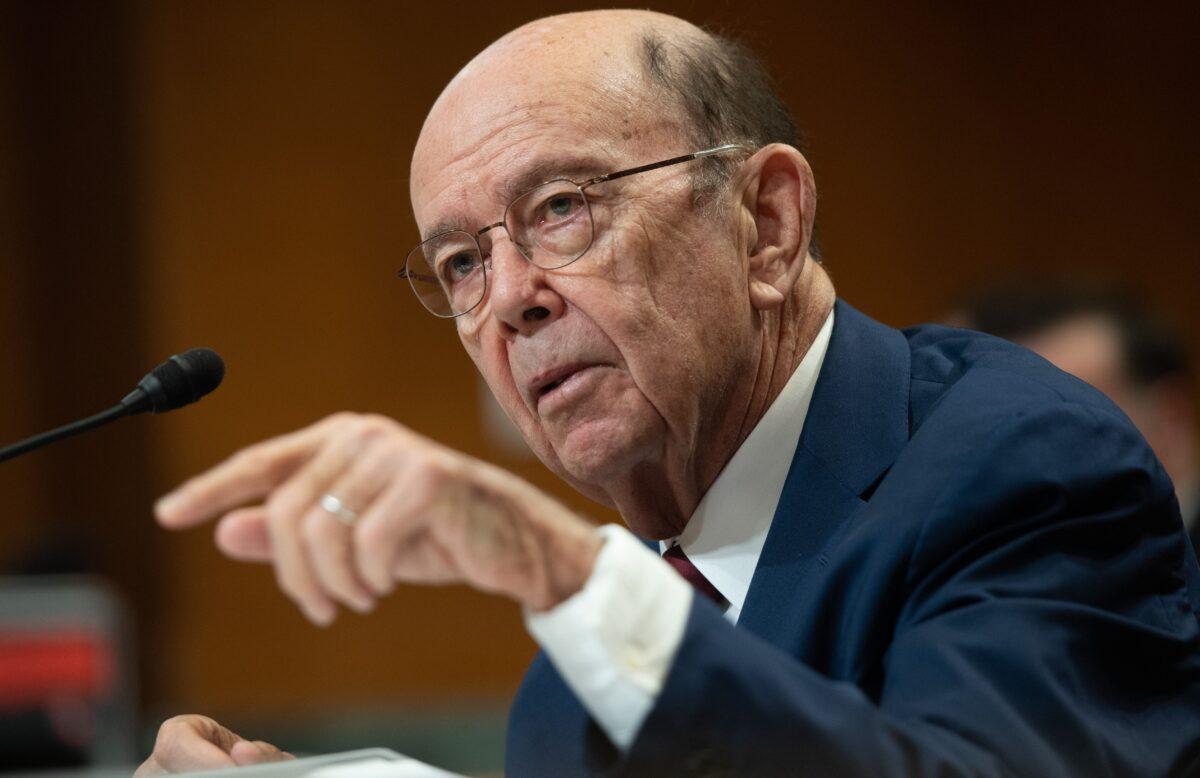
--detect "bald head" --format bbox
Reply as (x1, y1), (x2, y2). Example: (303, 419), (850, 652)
(447, 9), (701, 96)
(412, 10), (799, 209)
(414, 12), (693, 197)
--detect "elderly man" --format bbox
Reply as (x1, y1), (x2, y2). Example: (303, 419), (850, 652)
(140, 9), (1200, 777)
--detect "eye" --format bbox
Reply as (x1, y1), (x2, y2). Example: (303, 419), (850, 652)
(439, 251), (481, 283)
(538, 191), (584, 225)
(548, 195), (575, 216)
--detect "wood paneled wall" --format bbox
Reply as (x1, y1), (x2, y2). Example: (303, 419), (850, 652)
(2, 0), (1196, 722)
(0, 0), (164, 702)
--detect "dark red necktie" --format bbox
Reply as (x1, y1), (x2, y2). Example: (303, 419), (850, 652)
(662, 544), (726, 606)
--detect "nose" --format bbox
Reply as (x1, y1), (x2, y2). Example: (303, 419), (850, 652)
(487, 236), (565, 339)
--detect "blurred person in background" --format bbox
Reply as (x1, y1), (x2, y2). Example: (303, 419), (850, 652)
(136, 10), (1200, 777)
(955, 282), (1199, 553)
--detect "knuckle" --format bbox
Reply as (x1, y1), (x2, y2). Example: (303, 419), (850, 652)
(352, 521), (376, 550)
(353, 521), (388, 557)
(363, 413), (399, 434)
(252, 739), (281, 755)
(160, 713), (191, 734)
(408, 461), (452, 505)
(155, 714), (194, 754)
(232, 447), (268, 472)
(301, 512), (333, 545)
(358, 421), (388, 444)
(325, 411), (360, 428)
(265, 490), (301, 525)
(336, 415), (367, 438)
(411, 457), (442, 486)
(366, 447), (402, 479)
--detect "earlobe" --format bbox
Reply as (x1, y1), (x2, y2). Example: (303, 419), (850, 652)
(749, 279), (786, 311)
(740, 144), (816, 310)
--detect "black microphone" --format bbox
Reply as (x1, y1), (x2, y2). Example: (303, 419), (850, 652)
(0, 348), (225, 464)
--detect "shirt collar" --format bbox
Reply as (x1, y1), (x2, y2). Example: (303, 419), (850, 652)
(661, 310), (835, 622)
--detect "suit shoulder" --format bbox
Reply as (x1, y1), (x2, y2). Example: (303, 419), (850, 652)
(883, 322), (1177, 553)
(900, 322), (1130, 435)
(876, 326), (1186, 596)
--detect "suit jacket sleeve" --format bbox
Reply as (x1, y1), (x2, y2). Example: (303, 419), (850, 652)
(619, 398), (1200, 777)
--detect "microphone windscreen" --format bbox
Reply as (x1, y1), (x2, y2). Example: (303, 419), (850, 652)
(173, 348), (225, 398)
(144, 348), (225, 411)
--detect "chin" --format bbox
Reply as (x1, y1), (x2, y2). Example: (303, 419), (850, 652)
(550, 415), (662, 492)
(619, 514), (680, 542)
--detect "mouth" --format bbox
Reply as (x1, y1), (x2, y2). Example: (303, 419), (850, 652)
(539, 377), (567, 396)
(529, 363), (603, 405)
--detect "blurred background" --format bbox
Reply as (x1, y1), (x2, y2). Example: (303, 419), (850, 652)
(0, 0), (1196, 772)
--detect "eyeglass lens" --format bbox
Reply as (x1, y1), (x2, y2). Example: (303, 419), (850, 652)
(403, 179), (594, 317)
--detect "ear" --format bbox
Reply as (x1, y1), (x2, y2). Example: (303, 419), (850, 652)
(736, 144), (817, 312)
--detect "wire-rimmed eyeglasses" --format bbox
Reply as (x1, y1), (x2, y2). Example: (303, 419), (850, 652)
(399, 143), (751, 318)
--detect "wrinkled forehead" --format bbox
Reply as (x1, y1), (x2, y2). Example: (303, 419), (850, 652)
(409, 25), (673, 231)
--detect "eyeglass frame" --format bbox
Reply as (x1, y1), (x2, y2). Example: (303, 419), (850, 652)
(399, 142), (753, 318)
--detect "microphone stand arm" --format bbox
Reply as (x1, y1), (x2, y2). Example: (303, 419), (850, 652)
(0, 403), (132, 464)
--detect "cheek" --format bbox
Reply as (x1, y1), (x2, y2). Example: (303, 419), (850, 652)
(616, 198), (742, 312)
(609, 228), (752, 426)
(607, 214), (745, 352)
(470, 331), (521, 413)
(458, 322), (513, 410)
(463, 321), (562, 455)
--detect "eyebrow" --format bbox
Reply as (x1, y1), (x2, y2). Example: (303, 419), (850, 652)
(420, 154), (610, 242)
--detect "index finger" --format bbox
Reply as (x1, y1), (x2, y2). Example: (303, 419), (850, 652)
(155, 424), (327, 529)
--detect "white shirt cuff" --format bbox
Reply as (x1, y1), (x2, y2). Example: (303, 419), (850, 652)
(524, 523), (693, 751)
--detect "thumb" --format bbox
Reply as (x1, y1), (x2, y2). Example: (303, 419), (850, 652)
(215, 508), (273, 562)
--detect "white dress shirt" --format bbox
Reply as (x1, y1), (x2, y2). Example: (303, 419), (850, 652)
(526, 310), (835, 750)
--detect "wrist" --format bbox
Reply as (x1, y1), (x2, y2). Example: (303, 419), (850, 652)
(530, 520), (604, 612)
(468, 462), (605, 611)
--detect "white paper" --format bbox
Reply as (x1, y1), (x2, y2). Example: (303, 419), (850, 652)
(310, 756), (464, 777)
(181, 748), (466, 778)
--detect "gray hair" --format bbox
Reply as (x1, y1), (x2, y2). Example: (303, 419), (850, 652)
(640, 28), (817, 255)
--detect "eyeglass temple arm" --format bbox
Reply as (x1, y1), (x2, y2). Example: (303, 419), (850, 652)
(398, 269), (438, 283)
(582, 144), (752, 187)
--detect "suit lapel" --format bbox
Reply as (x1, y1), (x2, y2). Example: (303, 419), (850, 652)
(738, 300), (911, 648)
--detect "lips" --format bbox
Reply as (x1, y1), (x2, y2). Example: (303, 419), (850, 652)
(529, 363), (592, 400)
(526, 362), (619, 412)
(538, 375), (568, 396)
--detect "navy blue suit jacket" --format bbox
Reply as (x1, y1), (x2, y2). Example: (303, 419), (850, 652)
(506, 301), (1200, 776)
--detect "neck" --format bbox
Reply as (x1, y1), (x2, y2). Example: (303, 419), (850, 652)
(609, 259), (836, 539)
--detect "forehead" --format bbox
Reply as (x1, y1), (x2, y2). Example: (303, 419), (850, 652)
(412, 90), (612, 231)
(409, 29), (676, 233)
